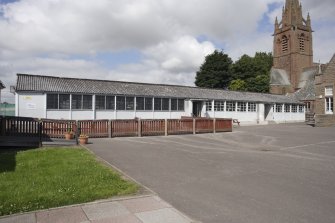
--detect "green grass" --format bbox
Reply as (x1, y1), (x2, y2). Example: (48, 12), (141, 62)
(0, 147), (138, 216)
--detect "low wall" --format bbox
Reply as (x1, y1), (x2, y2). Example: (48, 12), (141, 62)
(315, 115), (335, 127)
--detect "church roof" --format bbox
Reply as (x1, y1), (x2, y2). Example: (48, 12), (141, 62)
(298, 66), (318, 89)
(270, 68), (291, 86)
(291, 79), (315, 101)
(15, 73), (302, 104)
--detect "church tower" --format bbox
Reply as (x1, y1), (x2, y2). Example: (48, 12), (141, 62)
(271, 0), (313, 94)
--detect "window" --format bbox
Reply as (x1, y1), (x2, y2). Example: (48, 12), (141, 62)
(276, 104), (283, 113)
(83, 95), (92, 109)
(325, 86), (333, 96)
(72, 95), (82, 109)
(154, 98), (162, 111)
(47, 94), (58, 109)
(226, 101), (236, 112)
(136, 97), (145, 111)
(162, 98), (170, 111)
(171, 99), (178, 111)
(214, 101), (224, 111)
(298, 34), (305, 52)
(237, 102), (246, 112)
(326, 97), (334, 114)
(116, 96), (125, 110)
(282, 36), (288, 53)
(106, 96), (115, 110)
(284, 104), (291, 113)
(291, 105), (298, 113)
(178, 99), (184, 111)
(248, 103), (257, 112)
(126, 97), (134, 110)
(206, 101), (212, 111)
(299, 105), (305, 113)
(95, 95), (106, 110)
(145, 97), (153, 111)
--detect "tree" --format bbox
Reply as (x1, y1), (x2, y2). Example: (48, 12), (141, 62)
(195, 50), (233, 89)
(232, 52), (272, 93)
(228, 79), (247, 91)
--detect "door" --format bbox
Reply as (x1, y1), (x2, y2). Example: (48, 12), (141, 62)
(192, 101), (202, 117)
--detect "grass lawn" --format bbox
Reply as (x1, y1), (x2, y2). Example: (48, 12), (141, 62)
(0, 147), (138, 216)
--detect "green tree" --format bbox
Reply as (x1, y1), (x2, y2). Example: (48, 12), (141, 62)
(232, 52), (272, 93)
(195, 50), (233, 89)
(228, 79), (247, 91)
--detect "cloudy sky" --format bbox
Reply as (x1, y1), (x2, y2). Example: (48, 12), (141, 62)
(0, 0), (334, 103)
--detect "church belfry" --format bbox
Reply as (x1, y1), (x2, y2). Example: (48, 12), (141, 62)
(271, 0), (313, 94)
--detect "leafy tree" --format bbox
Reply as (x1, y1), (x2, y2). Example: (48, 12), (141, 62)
(195, 50), (233, 89)
(228, 79), (247, 91)
(245, 75), (270, 93)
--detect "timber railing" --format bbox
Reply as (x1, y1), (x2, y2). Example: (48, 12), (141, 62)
(0, 116), (233, 140)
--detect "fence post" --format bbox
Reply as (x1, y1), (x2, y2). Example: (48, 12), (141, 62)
(165, 119), (168, 136)
(213, 118), (216, 133)
(38, 120), (42, 147)
(75, 120), (79, 145)
(108, 120), (112, 138)
(193, 118), (196, 135)
(1, 117), (5, 136)
(138, 118), (142, 137)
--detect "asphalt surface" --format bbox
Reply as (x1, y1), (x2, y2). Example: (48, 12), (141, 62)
(87, 124), (335, 223)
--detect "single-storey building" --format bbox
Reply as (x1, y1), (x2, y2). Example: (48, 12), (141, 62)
(14, 74), (305, 125)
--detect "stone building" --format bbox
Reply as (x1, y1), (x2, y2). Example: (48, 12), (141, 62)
(314, 55), (335, 126)
(270, 0), (335, 126)
(270, 0), (314, 95)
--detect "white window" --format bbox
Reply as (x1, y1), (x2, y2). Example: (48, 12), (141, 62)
(214, 101), (224, 111)
(237, 102), (246, 112)
(325, 86), (333, 96)
(206, 101), (212, 111)
(275, 104), (283, 113)
(291, 105), (298, 113)
(284, 104), (290, 113)
(248, 103), (257, 112)
(47, 94), (70, 110)
(226, 101), (236, 112)
(299, 105), (305, 113)
(325, 97), (334, 114)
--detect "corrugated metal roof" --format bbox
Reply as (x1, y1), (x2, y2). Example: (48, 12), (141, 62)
(15, 73), (302, 104)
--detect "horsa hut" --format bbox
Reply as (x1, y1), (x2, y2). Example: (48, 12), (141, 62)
(13, 74), (305, 125)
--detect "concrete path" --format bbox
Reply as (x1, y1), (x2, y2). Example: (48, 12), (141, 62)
(0, 195), (196, 223)
(86, 124), (335, 223)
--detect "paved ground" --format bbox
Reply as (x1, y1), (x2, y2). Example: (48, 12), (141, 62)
(0, 195), (195, 223)
(87, 124), (335, 223)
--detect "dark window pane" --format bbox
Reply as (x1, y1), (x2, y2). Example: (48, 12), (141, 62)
(136, 97), (145, 111)
(126, 97), (134, 110)
(154, 98), (162, 111)
(106, 96), (115, 110)
(72, 95), (82, 109)
(47, 94), (58, 109)
(95, 95), (105, 110)
(162, 98), (169, 111)
(145, 97), (152, 111)
(83, 95), (92, 109)
(116, 96), (125, 110)
(178, 99), (185, 111)
(59, 94), (70, 109)
(171, 99), (178, 111)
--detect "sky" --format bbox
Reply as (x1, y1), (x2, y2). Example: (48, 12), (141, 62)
(0, 0), (334, 103)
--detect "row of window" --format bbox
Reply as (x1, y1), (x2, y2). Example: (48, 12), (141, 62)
(47, 94), (185, 111)
(206, 101), (257, 112)
(274, 104), (305, 113)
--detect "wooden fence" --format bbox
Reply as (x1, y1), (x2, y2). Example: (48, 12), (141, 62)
(0, 117), (232, 140)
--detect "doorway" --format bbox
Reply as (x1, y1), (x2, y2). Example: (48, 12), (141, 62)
(192, 101), (203, 117)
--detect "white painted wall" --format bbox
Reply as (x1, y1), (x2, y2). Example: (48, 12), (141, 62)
(17, 93), (46, 118)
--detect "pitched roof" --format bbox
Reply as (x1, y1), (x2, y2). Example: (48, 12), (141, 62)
(0, 80), (5, 89)
(15, 73), (302, 104)
(270, 68), (291, 86)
